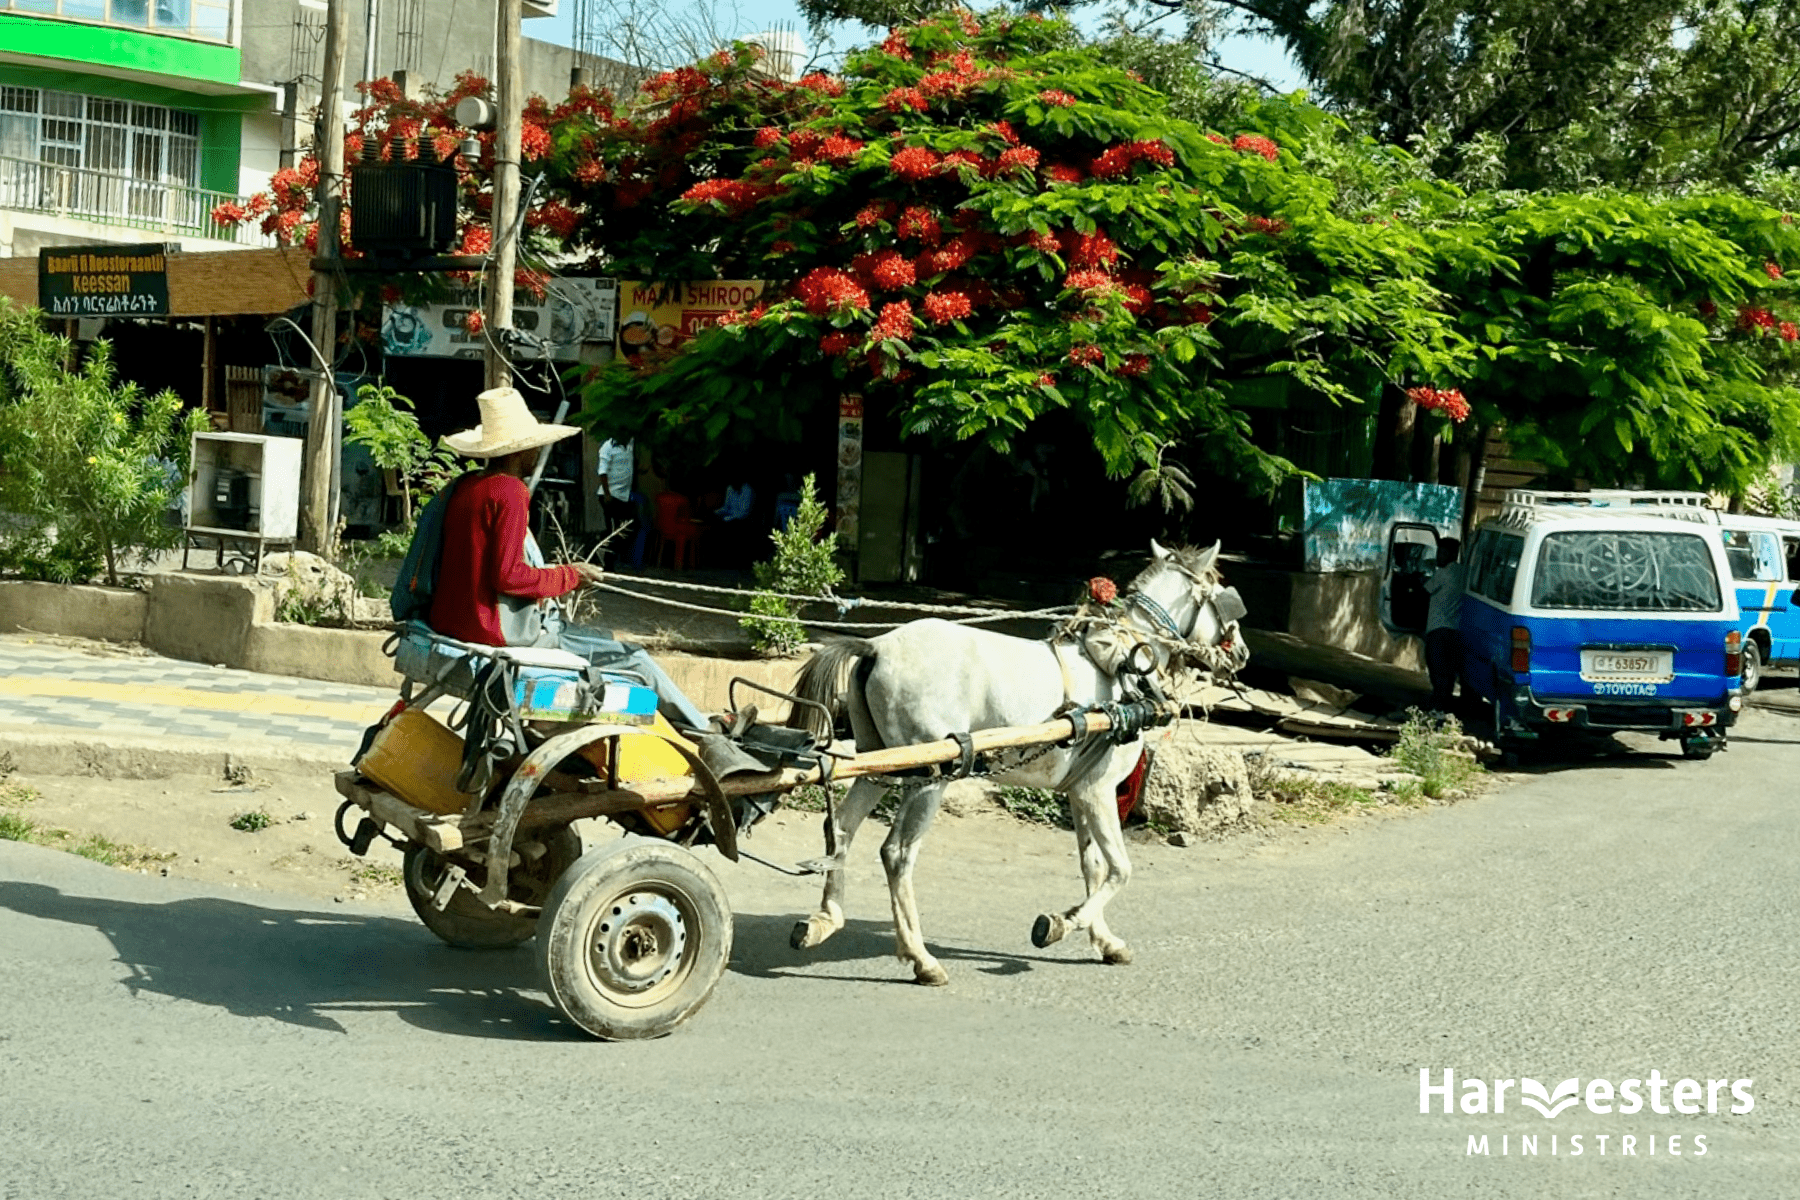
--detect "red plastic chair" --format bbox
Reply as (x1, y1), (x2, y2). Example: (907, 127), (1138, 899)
(652, 491), (703, 569)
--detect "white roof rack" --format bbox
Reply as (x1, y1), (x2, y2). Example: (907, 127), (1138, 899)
(1500, 488), (1715, 511)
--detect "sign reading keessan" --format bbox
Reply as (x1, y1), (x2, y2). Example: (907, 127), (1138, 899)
(38, 243), (173, 317)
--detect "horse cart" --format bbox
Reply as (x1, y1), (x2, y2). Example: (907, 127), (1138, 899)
(333, 622), (1183, 1041)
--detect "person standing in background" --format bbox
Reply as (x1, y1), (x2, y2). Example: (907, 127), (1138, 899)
(596, 434), (636, 538)
(1423, 537), (1466, 712)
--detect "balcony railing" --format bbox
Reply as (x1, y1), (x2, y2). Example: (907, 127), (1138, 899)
(0, 156), (274, 246)
(0, 0), (233, 44)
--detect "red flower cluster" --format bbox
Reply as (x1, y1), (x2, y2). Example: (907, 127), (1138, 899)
(1068, 229), (1120, 269)
(884, 87), (928, 113)
(890, 146), (942, 180)
(860, 249), (916, 290)
(574, 159), (605, 185)
(821, 134), (864, 162)
(943, 149), (990, 175)
(1064, 269), (1115, 292)
(917, 234), (977, 275)
(1067, 344), (1103, 366)
(897, 205), (942, 244)
(463, 310), (485, 336)
(919, 72), (973, 100)
(1121, 284), (1154, 315)
(1118, 355), (1151, 377)
(879, 29), (913, 61)
(459, 226), (493, 256)
(1782, 322), (1800, 342)
(856, 199), (898, 227)
(923, 290), (973, 324)
(754, 126), (782, 149)
(1039, 89), (1078, 107)
(1090, 139), (1174, 179)
(1766, 262), (1784, 280)
(769, 239), (795, 255)
(1026, 230), (1060, 254)
(1205, 133), (1228, 145)
(1739, 306), (1778, 332)
(1245, 215), (1289, 236)
(525, 201), (580, 238)
(1038, 374), (1057, 388)
(520, 122), (552, 161)
(1697, 298), (1718, 318)
(1406, 386), (1472, 421)
(989, 120), (1021, 145)
(680, 178), (766, 215)
(789, 129), (823, 160)
(819, 331), (856, 356)
(996, 145), (1041, 176)
(1232, 134), (1279, 162)
(1088, 576), (1118, 605)
(795, 267), (870, 315)
(873, 301), (914, 341)
(1045, 163), (1086, 184)
(715, 303), (766, 328)
(796, 72), (845, 96)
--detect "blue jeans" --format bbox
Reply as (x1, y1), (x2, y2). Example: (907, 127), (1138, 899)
(542, 612), (709, 730)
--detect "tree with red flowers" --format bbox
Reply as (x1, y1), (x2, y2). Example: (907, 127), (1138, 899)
(572, 8), (1474, 494)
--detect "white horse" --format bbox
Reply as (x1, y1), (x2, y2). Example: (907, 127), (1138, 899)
(787, 541), (1248, 986)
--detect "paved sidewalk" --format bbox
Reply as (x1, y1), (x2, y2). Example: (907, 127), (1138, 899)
(0, 639), (389, 753)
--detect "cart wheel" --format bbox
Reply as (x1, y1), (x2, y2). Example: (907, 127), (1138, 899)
(403, 826), (583, 950)
(538, 838), (733, 1040)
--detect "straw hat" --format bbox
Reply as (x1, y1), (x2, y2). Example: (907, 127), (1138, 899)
(443, 387), (580, 458)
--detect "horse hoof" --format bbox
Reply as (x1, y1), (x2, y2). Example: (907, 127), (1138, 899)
(1032, 913), (1066, 948)
(1101, 946), (1134, 966)
(914, 965), (950, 987)
(791, 918), (831, 950)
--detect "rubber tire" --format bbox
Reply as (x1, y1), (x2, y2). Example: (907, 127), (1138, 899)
(538, 838), (733, 1041)
(1741, 638), (1764, 695)
(1680, 737), (1718, 761)
(403, 826), (583, 950)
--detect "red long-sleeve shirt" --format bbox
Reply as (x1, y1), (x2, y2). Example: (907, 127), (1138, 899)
(427, 472), (579, 645)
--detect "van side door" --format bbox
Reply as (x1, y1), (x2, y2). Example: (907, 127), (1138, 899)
(1380, 522), (1440, 635)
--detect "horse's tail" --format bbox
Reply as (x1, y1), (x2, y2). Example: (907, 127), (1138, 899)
(788, 636), (877, 743)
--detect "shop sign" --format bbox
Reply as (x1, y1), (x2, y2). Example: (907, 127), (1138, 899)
(616, 280), (765, 358)
(38, 243), (173, 317)
(836, 394), (864, 542)
(381, 278), (617, 361)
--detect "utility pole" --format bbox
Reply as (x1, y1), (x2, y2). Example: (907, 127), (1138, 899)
(302, 0), (349, 555)
(485, 0), (522, 390)
(362, 0), (379, 86)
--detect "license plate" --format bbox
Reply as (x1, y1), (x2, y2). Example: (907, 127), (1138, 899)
(1580, 650), (1673, 682)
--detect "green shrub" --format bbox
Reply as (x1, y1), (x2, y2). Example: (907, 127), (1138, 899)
(230, 809), (273, 833)
(993, 786), (1072, 828)
(0, 301), (206, 584)
(741, 474), (843, 656)
(1386, 709), (1484, 800)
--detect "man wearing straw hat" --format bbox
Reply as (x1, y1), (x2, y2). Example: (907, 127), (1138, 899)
(428, 387), (709, 730)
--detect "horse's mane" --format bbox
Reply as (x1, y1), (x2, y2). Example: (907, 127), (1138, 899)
(1130, 544), (1220, 589)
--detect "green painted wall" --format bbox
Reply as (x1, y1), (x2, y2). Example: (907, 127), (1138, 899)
(197, 110), (240, 194)
(0, 13), (240, 86)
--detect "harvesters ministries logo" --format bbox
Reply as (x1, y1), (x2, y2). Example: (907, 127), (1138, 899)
(1420, 1069), (1754, 1159)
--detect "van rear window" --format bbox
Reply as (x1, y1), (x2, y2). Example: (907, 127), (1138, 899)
(1530, 531), (1721, 611)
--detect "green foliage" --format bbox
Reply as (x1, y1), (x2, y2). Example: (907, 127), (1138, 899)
(0, 810), (34, 841)
(1385, 709), (1483, 801)
(230, 809), (273, 833)
(741, 474), (844, 656)
(343, 383), (458, 525)
(0, 302), (207, 585)
(992, 785), (1072, 827)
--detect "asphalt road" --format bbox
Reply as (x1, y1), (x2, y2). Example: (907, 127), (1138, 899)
(4, 711), (1799, 1199)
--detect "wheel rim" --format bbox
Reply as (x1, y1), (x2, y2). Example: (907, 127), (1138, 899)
(585, 886), (694, 1008)
(1744, 643), (1762, 691)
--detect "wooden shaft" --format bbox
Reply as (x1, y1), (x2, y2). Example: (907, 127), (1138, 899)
(508, 702), (1178, 832)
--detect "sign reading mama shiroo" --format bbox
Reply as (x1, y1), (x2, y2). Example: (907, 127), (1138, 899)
(38, 243), (173, 317)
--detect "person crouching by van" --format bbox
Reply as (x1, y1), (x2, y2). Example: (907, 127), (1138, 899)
(1423, 537), (1466, 712)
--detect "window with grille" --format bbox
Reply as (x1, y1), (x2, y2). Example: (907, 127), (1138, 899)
(0, 86), (202, 188)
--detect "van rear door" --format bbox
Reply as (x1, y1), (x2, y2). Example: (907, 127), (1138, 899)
(1523, 528), (1732, 704)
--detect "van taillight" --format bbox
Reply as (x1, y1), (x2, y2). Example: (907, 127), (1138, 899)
(1510, 626), (1531, 674)
(1725, 629), (1742, 678)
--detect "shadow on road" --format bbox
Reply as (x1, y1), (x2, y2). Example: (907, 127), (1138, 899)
(0, 881), (579, 1041)
(729, 911), (1093, 985)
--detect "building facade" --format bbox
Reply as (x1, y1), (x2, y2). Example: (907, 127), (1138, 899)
(0, 0), (595, 259)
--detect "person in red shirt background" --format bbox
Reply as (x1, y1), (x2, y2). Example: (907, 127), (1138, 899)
(428, 387), (707, 729)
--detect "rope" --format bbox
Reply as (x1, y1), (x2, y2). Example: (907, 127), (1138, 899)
(601, 571), (1077, 619)
(591, 581), (1075, 631)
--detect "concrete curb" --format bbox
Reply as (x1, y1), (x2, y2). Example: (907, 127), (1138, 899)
(0, 726), (352, 780)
